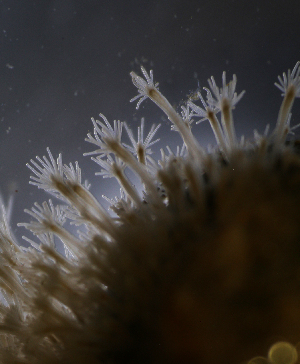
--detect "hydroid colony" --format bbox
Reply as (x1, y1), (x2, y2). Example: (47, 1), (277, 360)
(0, 63), (300, 364)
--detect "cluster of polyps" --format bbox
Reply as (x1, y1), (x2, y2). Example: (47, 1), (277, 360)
(0, 63), (299, 364)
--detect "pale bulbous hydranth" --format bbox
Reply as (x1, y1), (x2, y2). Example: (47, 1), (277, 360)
(0, 63), (300, 364)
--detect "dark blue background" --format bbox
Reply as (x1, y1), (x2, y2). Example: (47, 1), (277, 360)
(1, 0), (299, 242)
